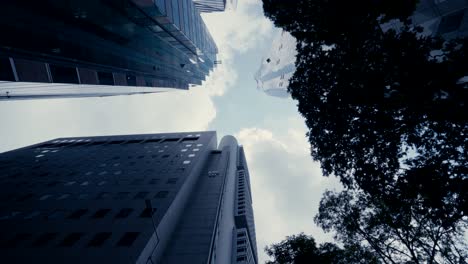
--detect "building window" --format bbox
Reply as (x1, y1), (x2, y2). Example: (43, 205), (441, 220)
(32, 232), (58, 247)
(134, 192), (149, 199)
(148, 178), (160, 185)
(57, 194), (71, 200)
(78, 193), (90, 200)
(166, 178), (178, 184)
(237, 239), (246, 245)
(237, 247), (247, 253)
(24, 211), (41, 220)
(47, 210), (67, 220)
(182, 137), (199, 142)
(39, 194), (53, 201)
(68, 209), (88, 219)
(92, 209), (111, 219)
(96, 192), (111, 199)
(87, 232), (112, 247)
(131, 179), (144, 185)
(47, 181), (60, 187)
(59, 232), (84, 247)
(114, 192), (130, 200)
(116, 232), (139, 247)
(97, 181), (107, 186)
(155, 191), (168, 198)
(140, 208), (157, 218)
(115, 208), (133, 219)
(64, 181), (76, 186)
(236, 256), (247, 262)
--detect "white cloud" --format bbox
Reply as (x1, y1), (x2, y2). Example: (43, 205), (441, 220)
(0, 89), (216, 152)
(199, 0), (274, 96)
(236, 127), (341, 263)
(203, 0), (274, 58)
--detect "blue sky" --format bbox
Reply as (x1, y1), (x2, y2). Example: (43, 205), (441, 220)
(0, 1), (341, 262)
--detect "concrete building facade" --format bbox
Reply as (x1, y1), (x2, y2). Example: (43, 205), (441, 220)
(0, 0), (219, 100)
(0, 132), (257, 264)
(254, 30), (297, 98)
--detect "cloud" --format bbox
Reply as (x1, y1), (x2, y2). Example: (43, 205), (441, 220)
(199, 0), (274, 96)
(236, 127), (341, 263)
(0, 89), (216, 152)
(203, 0), (274, 58)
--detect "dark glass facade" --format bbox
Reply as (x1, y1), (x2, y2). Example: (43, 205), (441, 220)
(0, 132), (257, 264)
(0, 0), (218, 93)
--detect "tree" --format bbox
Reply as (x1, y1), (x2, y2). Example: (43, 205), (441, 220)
(265, 233), (379, 264)
(261, 0), (468, 225)
(315, 190), (468, 264)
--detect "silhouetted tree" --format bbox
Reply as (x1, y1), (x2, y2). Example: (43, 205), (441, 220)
(262, 0), (468, 225)
(265, 233), (379, 264)
(315, 190), (468, 264)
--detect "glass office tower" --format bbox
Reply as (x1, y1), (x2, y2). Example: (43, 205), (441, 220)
(0, 0), (219, 100)
(254, 30), (297, 98)
(0, 132), (257, 264)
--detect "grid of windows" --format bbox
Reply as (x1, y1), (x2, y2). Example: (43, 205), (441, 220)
(0, 133), (216, 262)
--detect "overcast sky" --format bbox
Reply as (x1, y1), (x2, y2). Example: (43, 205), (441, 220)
(0, 0), (341, 262)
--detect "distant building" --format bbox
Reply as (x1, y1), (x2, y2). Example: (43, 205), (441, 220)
(0, 0), (220, 99)
(254, 30), (297, 98)
(381, 0), (468, 39)
(0, 132), (258, 264)
(193, 0), (239, 12)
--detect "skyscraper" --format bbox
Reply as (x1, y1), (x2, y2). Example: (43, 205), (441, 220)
(0, 132), (258, 264)
(254, 30), (297, 98)
(0, 0), (220, 99)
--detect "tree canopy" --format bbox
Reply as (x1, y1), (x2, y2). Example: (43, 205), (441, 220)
(315, 190), (467, 264)
(262, 0), (468, 263)
(262, 0), (467, 225)
(265, 233), (379, 264)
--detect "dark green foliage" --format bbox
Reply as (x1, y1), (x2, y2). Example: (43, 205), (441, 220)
(265, 233), (379, 264)
(315, 190), (468, 264)
(262, 0), (468, 263)
(262, 0), (467, 225)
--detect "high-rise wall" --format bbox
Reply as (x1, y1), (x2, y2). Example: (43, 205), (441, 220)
(0, 0), (220, 99)
(0, 132), (257, 264)
(254, 30), (297, 98)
